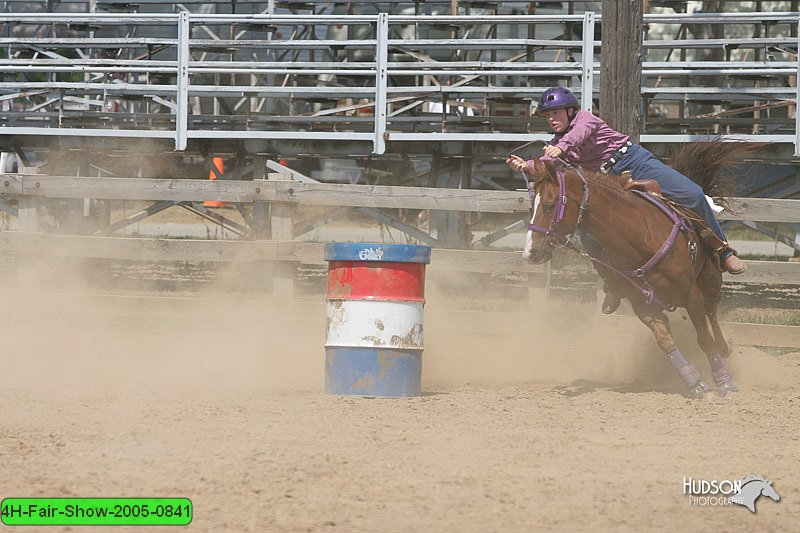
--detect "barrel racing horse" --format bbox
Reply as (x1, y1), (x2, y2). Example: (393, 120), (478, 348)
(521, 141), (755, 398)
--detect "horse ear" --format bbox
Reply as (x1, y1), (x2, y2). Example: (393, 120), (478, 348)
(528, 157), (547, 179)
(542, 160), (558, 182)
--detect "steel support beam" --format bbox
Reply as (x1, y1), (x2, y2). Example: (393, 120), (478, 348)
(373, 13), (389, 155)
(581, 11), (595, 112)
(176, 10), (190, 151)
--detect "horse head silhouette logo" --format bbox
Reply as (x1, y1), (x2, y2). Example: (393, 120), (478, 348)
(731, 476), (780, 513)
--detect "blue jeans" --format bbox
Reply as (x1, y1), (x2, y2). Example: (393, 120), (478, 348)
(609, 144), (728, 246)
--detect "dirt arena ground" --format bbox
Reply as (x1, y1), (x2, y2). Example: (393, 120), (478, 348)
(1, 265), (799, 532)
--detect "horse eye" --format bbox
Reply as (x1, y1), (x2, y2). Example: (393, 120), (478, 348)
(542, 204), (555, 214)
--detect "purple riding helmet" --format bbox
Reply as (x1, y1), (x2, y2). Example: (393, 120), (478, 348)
(536, 87), (579, 115)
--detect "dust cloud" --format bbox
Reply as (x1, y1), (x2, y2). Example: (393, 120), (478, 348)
(1, 249), (793, 398)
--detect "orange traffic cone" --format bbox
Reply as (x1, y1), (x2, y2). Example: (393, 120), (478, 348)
(203, 157), (226, 207)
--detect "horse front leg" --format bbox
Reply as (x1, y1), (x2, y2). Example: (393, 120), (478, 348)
(685, 287), (739, 397)
(629, 302), (712, 399)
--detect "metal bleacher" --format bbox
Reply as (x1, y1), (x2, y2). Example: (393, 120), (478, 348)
(0, 1), (798, 252)
(2, 1), (800, 162)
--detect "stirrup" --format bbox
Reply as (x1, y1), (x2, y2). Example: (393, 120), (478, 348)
(688, 381), (712, 399)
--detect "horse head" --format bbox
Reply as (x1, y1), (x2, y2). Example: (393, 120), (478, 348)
(761, 480), (780, 502)
(523, 158), (580, 264)
(733, 476), (781, 512)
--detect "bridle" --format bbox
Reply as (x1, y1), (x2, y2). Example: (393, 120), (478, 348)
(526, 164), (590, 247)
(508, 139), (589, 248)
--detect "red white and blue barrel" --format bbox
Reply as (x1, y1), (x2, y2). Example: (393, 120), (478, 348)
(324, 242), (431, 397)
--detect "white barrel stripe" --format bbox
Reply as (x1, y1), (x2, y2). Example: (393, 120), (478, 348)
(325, 300), (424, 349)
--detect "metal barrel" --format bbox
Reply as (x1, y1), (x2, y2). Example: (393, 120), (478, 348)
(324, 242), (431, 397)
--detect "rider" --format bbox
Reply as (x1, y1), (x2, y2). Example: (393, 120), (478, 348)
(507, 86), (746, 313)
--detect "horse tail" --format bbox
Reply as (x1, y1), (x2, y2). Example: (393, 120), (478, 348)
(666, 137), (767, 208)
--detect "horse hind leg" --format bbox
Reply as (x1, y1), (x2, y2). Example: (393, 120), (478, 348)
(697, 265), (738, 395)
(707, 304), (732, 357)
(686, 287), (739, 397)
(703, 301), (739, 395)
(630, 303), (711, 399)
(697, 263), (732, 357)
(707, 353), (739, 397)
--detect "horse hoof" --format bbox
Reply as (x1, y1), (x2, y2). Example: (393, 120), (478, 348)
(688, 381), (712, 400)
(601, 290), (621, 314)
(717, 381), (740, 397)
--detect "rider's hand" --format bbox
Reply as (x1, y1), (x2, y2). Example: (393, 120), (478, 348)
(505, 154), (528, 173)
(543, 145), (563, 158)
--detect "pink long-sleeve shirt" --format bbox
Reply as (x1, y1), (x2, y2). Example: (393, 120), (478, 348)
(530, 109), (630, 172)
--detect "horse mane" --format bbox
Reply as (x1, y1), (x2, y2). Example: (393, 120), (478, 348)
(665, 137), (767, 208)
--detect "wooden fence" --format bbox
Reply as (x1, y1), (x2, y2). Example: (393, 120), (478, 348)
(1, 174), (798, 347)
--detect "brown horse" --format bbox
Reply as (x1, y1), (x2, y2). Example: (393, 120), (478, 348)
(523, 142), (753, 399)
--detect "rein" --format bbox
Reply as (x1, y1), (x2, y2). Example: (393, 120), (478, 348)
(510, 139), (543, 202)
(524, 159), (690, 310)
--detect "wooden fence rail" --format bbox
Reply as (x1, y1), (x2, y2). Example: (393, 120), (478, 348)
(3, 176), (800, 221)
(1, 175), (798, 347)
(1, 233), (797, 286)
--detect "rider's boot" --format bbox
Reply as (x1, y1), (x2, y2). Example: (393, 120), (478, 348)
(698, 228), (747, 275)
(721, 252), (747, 275)
(601, 280), (622, 314)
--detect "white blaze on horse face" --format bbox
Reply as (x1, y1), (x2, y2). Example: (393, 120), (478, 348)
(523, 194), (540, 260)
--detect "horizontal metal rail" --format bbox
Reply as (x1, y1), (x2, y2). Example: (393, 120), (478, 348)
(2, 12), (799, 154)
(2, 12), (797, 23)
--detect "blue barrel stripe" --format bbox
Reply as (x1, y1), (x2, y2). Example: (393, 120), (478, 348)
(325, 348), (422, 397)
(324, 242), (431, 264)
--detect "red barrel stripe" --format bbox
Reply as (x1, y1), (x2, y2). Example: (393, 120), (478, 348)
(326, 261), (426, 301)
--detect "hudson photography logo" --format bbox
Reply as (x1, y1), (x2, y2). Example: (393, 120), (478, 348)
(683, 476), (781, 512)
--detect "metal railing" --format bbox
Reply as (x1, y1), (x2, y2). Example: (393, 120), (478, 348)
(1, 11), (799, 154)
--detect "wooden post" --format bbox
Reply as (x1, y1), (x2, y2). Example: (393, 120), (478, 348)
(268, 172), (296, 299)
(16, 166), (42, 287)
(242, 157), (275, 294)
(599, 0), (642, 311)
(17, 196), (41, 233)
(65, 198), (84, 234)
(17, 166), (41, 233)
(600, 0), (643, 141)
(251, 156), (271, 239)
(92, 199), (111, 232)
